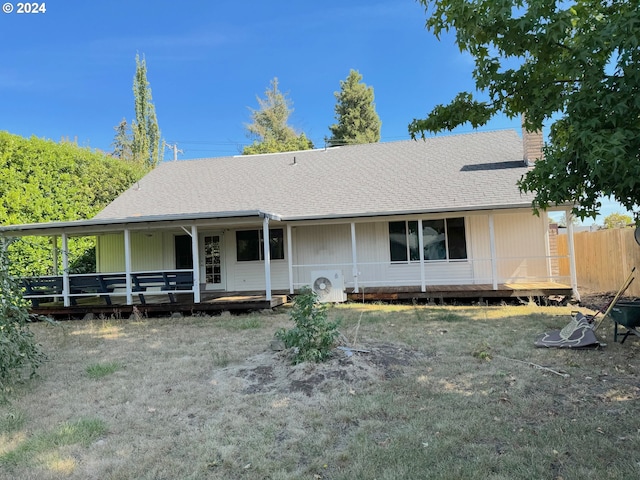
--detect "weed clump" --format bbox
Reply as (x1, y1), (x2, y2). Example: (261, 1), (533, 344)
(275, 287), (340, 364)
(85, 362), (122, 379)
(472, 341), (493, 361)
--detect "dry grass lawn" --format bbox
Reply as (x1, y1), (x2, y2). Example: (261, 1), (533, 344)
(1, 302), (640, 479)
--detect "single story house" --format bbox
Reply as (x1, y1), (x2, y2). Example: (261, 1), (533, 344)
(0, 128), (579, 311)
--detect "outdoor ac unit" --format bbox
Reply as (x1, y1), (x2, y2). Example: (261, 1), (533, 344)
(311, 270), (347, 303)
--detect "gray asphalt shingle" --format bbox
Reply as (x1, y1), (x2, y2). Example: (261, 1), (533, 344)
(95, 130), (535, 221)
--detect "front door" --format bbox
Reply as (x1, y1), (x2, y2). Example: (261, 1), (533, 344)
(201, 233), (224, 290)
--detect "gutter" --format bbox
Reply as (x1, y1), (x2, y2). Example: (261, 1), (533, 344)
(0, 210), (265, 237)
(0, 203), (574, 237)
(272, 202), (568, 222)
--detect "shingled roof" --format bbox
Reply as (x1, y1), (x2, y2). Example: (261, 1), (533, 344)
(95, 129), (534, 222)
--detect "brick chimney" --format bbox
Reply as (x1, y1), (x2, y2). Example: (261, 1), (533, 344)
(521, 115), (543, 166)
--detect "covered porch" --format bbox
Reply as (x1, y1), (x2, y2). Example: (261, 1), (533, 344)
(4, 210), (283, 309)
(2, 208), (580, 316)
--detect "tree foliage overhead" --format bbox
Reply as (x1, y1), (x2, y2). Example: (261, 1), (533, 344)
(410, 0), (640, 220)
(0, 131), (145, 275)
(131, 54), (162, 167)
(328, 69), (381, 146)
(243, 78), (314, 155)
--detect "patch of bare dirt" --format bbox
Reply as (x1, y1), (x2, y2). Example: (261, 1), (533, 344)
(578, 290), (638, 312)
(215, 343), (430, 398)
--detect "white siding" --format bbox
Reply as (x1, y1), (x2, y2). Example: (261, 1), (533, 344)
(494, 212), (549, 282)
(94, 209), (551, 291)
(468, 214), (493, 284)
(295, 219), (474, 288)
(292, 224), (352, 289)
(229, 261), (289, 291)
(223, 228), (290, 292)
(354, 223), (388, 287)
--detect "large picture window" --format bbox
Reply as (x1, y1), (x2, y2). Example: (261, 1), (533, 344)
(236, 229), (284, 262)
(389, 218), (467, 262)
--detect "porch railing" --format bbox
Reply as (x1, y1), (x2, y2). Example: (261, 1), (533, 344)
(290, 255), (572, 292)
(20, 269), (195, 307)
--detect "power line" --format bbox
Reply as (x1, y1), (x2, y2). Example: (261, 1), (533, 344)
(164, 143), (183, 162)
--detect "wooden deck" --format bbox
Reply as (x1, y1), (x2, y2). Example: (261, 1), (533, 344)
(29, 293), (289, 318)
(346, 282), (573, 301)
(27, 282), (573, 318)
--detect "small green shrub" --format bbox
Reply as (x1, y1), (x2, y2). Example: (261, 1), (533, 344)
(275, 287), (340, 364)
(0, 243), (47, 395)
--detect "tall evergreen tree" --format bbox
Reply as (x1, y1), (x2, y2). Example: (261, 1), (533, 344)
(131, 54), (161, 168)
(328, 70), (381, 146)
(111, 118), (133, 161)
(243, 78), (313, 155)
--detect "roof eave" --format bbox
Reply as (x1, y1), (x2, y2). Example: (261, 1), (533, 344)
(1, 201), (575, 237)
(0, 210), (266, 237)
(277, 202), (540, 222)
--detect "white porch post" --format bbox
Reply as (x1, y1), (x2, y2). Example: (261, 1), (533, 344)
(124, 228), (133, 305)
(566, 209), (580, 301)
(418, 219), (426, 292)
(543, 211), (553, 281)
(191, 225), (200, 303)
(488, 214), (498, 290)
(62, 233), (70, 307)
(52, 235), (58, 275)
(287, 224), (294, 294)
(263, 216), (272, 301)
(350, 222), (359, 294)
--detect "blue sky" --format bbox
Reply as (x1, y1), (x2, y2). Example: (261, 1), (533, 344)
(0, 0), (521, 157)
(0, 0), (628, 224)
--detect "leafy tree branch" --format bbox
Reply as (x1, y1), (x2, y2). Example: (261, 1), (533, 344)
(410, 0), (639, 220)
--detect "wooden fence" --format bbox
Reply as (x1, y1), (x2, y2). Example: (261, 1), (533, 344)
(558, 228), (640, 296)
